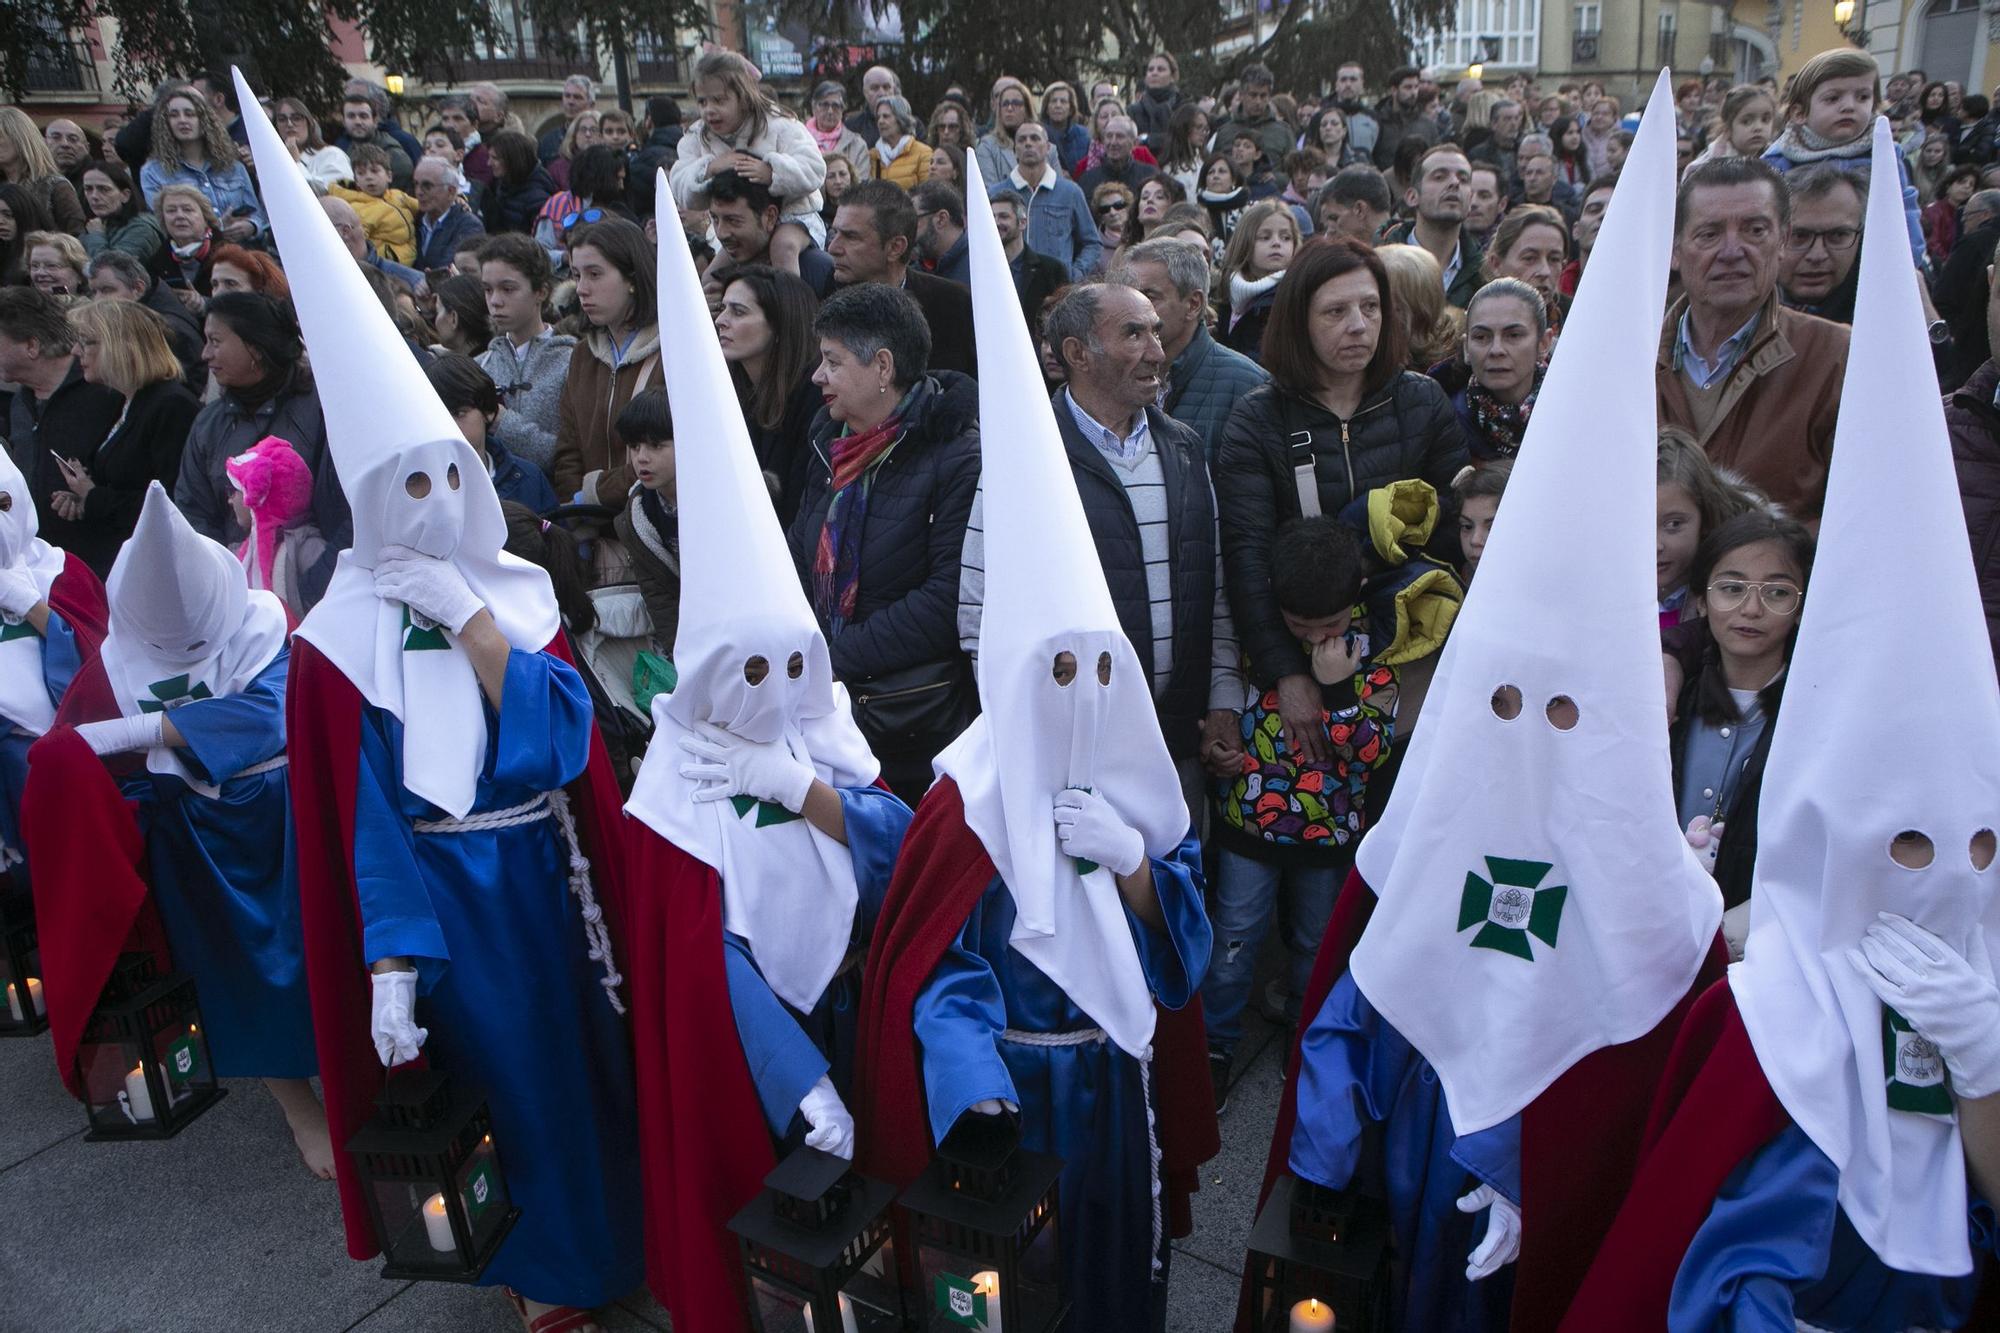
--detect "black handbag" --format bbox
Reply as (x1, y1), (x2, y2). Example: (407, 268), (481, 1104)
(847, 655), (980, 758)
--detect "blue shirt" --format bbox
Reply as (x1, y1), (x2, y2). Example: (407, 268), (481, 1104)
(1063, 388), (1151, 466)
(1675, 309), (1762, 391)
(138, 159), (268, 241)
(1004, 165), (1102, 280)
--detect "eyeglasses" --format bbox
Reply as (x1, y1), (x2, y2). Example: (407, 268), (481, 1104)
(1097, 201), (1129, 216)
(273, 112), (308, 125)
(1705, 579), (1803, 615)
(1785, 225), (1860, 253)
(998, 98), (1029, 109)
(562, 207), (606, 230)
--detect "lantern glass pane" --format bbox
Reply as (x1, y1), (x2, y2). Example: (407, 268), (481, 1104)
(838, 1239), (904, 1331)
(78, 1032), (154, 1130)
(454, 1134), (511, 1256)
(747, 1273), (812, 1333)
(1012, 1214), (1063, 1333)
(914, 1239), (1011, 1333)
(149, 1014), (214, 1114)
(376, 1177), (458, 1270)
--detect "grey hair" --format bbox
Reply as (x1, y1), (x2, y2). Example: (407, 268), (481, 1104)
(86, 247), (150, 290)
(564, 73), (596, 97)
(1465, 276), (1550, 336)
(1968, 188), (2000, 217)
(875, 95), (917, 139)
(1044, 283), (1112, 371)
(1109, 235), (1211, 300)
(436, 92), (474, 118)
(1517, 131), (1553, 158)
(813, 282), (931, 389)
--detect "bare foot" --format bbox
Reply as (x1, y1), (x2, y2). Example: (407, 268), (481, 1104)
(265, 1078), (336, 1180)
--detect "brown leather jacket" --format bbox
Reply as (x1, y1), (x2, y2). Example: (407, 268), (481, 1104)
(1656, 292), (1849, 523)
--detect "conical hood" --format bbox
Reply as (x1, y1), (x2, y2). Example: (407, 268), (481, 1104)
(1732, 117), (2000, 1276)
(624, 170), (878, 1012)
(99, 482), (287, 796)
(932, 153), (1186, 1059)
(1349, 71), (1721, 1133)
(238, 67), (557, 818)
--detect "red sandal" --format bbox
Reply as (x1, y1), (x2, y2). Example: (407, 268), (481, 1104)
(502, 1286), (602, 1333)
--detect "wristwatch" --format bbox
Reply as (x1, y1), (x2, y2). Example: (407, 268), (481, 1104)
(1929, 318), (1950, 345)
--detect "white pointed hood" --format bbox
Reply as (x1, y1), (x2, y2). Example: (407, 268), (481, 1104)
(0, 444), (68, 736)
(933, 154), (1188, 1059)
(1732, 118), (2000, 1277)
(1348, 71), (1722, 1133)
(99, 483), (287, 795)
(236, 69), (557, 818)
(624, 170), (879, 1012)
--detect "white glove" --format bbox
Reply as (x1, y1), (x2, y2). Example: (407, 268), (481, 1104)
(1456, 1184), (1522, 1281)
(373, 554), (484, 634)
(798, 1074), (855, 1160)
(969, 1098), (1020, 1115)
(1848, 912), (2000, 1100)
(677, 721), (816, 813)
(0, 570), (42, 618)
(1721, 901), (1752, 964)
(1052, 788), (1145, 877)
(75, 713), (167, 756)
(369, 968), (428, 1068)
(1685, 816), (1725, 874)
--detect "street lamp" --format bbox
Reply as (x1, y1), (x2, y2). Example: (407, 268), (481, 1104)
(384, 73), (405, 96)
(1834, 0), (1855, 24)
(1241, 1175), (1392, 1332)
(729, 1145), (907, 1332)
(74, 953), (224, 1140)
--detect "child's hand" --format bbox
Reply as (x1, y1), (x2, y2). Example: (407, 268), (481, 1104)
(1310, 632), (1361, 686)
(729, 152), (774, 185)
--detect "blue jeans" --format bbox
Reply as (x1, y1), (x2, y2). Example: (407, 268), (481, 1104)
(1200, 848), (1340, 1055)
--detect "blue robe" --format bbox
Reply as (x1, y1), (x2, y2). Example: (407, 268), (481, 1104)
(123, 649), (315, 1078)
(352, 648), (643, 1310)
(1669, 1122), (1992, 1331)
(912, 836), (1211, 1333)
(723, 785), (912, 1138)
(1289, 971), (1520, 1333)
(0, 611), (79, 890)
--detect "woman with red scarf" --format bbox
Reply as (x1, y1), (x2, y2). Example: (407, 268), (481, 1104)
(785, 283), (980, 805)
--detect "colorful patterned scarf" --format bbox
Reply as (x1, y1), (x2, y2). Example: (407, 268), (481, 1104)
(812, 401), (909, 629)
(1464, 364), (1546, 459)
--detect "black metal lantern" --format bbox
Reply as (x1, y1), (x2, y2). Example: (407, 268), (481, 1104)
(896, 1114), (1066, 1333)
(0, 890), (48, 1038)
(343, 1068), (518, 1281)
(1242, 1175), (1391, 1333)
(728, 1145), (908, 1332)
(75, 952), (224, 1139)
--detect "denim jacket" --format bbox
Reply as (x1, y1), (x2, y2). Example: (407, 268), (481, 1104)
(139, 159), (268, 241)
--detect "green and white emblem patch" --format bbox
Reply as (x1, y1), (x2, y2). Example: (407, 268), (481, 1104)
(1458, 856), (1567, 960)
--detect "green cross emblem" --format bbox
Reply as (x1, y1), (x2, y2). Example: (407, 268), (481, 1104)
(166, 1032), (200, 1084)
(1458, 856), (1567, 960)
(402, 606), (450, 652)
(137, 675), (213, 713)
(464, 1160), (498, 1218)
(729, 794), (802, 827)
(0, 613), (35, 642)
(934, 1272), (988, 1327)
(1882, 1005), (1954, 1115)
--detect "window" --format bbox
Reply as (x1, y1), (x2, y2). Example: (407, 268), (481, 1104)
(1414, 0), (1540, 71)
(1657, 10), (1678, 66)
(1575, 1), (1601, 35)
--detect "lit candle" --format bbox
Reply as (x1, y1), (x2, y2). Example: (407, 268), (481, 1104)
(1289, 1297), (1335, 1332)
(972, 1271), (1003, 1333)
(799, 1295), (859, 1333)
(422, 1192), (454, 1252)
(124, 1064), (155, 1122)
(6, 977), (43, 1020)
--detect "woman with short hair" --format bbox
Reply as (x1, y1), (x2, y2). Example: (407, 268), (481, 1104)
(24, 231), (88, 299)
(868, 96), (934, 191)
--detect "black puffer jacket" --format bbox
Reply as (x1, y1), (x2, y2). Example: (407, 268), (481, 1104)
(787, 372), (981, 682)
(1215, 371), (1467, 686)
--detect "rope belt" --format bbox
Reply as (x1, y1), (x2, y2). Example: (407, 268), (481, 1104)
(411, 791), (626, 1014)
(229, 754), (288, 781)
(999, 1026), (1165, 1280)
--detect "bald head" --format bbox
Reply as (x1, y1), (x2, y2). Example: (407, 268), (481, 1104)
(320, 196), (367, 259)
(1968, 189), (2000, 233)
(862, 65), (900, 109)
(44, 118), (89, 172)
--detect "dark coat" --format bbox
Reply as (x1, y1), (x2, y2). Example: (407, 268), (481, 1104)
(481, 165), (557, 235)
(1007, 245), (1069, 331)
(614, 491), (681, 655)
(1164, 322), (1269, 462)
(68, 379), (201, 577)
(786, 372), (981, 682)
(900, 269), (978, 378)
(628, 127), (685, 216)
(1937, 215), (2000, 389)
(739, 369), (823, 530)
(414, 204), (487, 272)
(1222, 284), (1280, 365)
(1215, 372), (1468, 686)
(5, 360), (123, 562)
(1052, 399), (1219, 757)
(488, 434), (558, 515)
(140, 278), (206, 390)
(1946, 360), (2000, 668)
(1128, 86), (1183, 152)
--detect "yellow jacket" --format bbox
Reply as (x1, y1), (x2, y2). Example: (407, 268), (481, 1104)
(868, 139), (934, 192)
(328, 184), (420, 265)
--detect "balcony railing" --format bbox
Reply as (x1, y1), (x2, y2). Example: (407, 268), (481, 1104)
(418, 52), (590, 84)
(22, 35), (100, 94)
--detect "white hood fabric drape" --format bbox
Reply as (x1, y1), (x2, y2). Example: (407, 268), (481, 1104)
(0, 445), (68, 736)
(236, 69), (558, 818)
(1348, 71), (1722, 1135)
(98, 483), (287, 797)
(1730, 117), (2000, 1278)
(623, 171), (879, 1013)
(932, 155), (1188, 1060)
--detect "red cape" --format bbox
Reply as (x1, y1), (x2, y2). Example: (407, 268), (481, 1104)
(853, 777), (1219, 1233)
(45, 552), (109, 656)
(287, 634), (635, 1259)
(1240, 867), (1728, 1332)
(622, 819), (776, 1333)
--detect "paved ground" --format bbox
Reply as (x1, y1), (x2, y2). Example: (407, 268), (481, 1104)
(0, 996), (1292, 1331)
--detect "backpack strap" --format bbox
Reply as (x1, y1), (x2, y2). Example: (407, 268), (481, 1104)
(1287, 428), (1321, 518)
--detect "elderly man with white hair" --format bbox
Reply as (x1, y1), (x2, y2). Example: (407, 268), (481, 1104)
(1080, 113), (1150, 195)
(319, 195), (425, 293)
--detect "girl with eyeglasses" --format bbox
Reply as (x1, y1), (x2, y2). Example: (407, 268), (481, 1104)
(1668, 508), (1816, 956)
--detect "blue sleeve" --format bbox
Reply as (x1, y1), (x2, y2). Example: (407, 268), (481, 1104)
(353, 712), (450, 982)
(1451, 1113), (1521, 1206)
(227, 165), (269, 240)
(839, 784), (913, 936)
(1125, 832), (1211, 1008)
(723, 929), (830, 1136)
(1973, 1196), (1999, 1258)
(139, 160), (165, 207)
(161, 648), (287, 783)
(1289, 971), (1417, 1190)
(1667, 1123), (1839, 1333)
(1070, 186), (1104, 279)
(40, 610), (80, 706)
(912, 881), (1020, 1146)
(488, 648), (593, 791)
(1895, 152), (1928, 268)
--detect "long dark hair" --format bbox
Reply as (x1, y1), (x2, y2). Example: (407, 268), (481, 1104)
(567, 217), (656, 332)
(500, 500), (598, 635)
(0, 181), (55, 283)
(1261, 236), (1405, 398)
(433, 273), (493, 352)
(1686, 508), (1816, 725)
(719, 264), (818, 431)
(1548, 114), (1586, 170)
(81, 158), (144, 229)
(205, 291), (305, 380)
